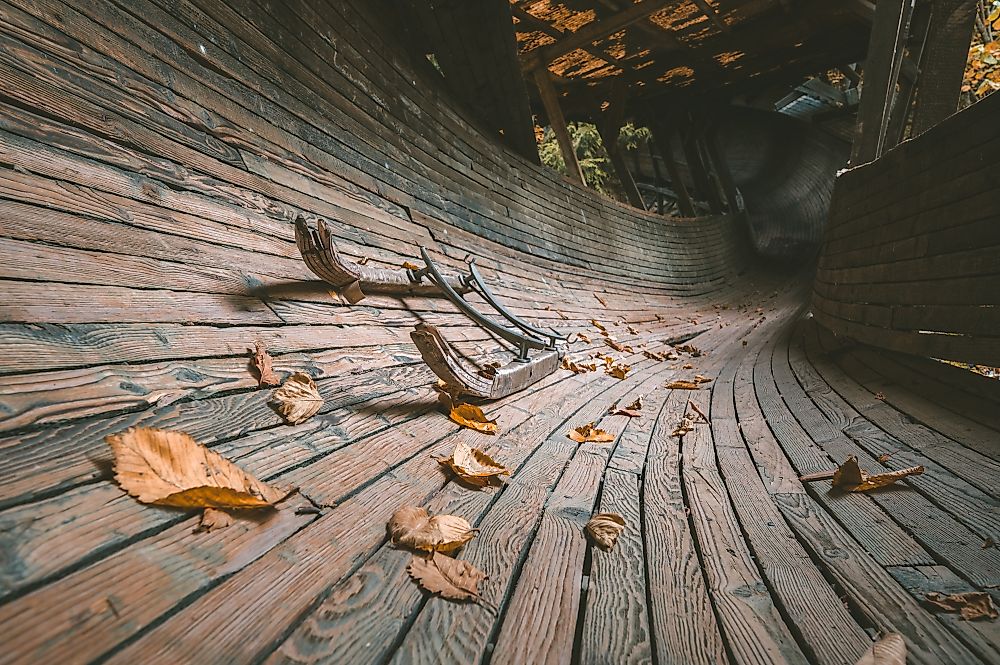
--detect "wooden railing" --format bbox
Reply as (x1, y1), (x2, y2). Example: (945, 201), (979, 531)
(812, 92), (1000, 364)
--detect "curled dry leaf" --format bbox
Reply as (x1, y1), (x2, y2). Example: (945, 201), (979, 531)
(687, 400), (709, 423)
(356, 255), (370, 266)
(675, 344), (702, 357)
(272, 372), (324, 424)
(408, 551), (486, 603)
(671, 417), (695, 438)
(682, 363), (694, 370)
(854, 633), (906, 665)
(874, 391), (886, 401)
(832, 456), (925, 492)
(585, 513), (626, 550)
(437, 441), (509, 487)
(577, 332), (592, 344)
(402, 260), (422, 270)
(477, 360), (502, 379)
(250, 341), (280, 387)
(693, 374), (712, 384)
(924, 591), (998, 621)
(107, 427), (291, 508)
(388, 505), (478, 553)
(594, 292), (608, 307)
(610, 396), (643, 417)
(606, 363), (631, 380)
(591, 319), (606, 332)
(449, 403), (498, 435)
(626, 325), (639, 335)
(568, 423), (615, 443)
(199, 507), (234, 532)
(605, 338), (633, 353)
(665, 380), (701, 390)
(562, 357), (597, 374)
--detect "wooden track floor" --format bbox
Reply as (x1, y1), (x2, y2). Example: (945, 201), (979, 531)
(2, 269), (998, 665)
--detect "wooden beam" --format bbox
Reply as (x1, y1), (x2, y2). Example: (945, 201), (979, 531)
(910, 0), (979, 135)
(511, 6), (629, 70)
(533, 68), (585, 184)
(646, 112), (696, 217)
(705, 125), (742, 214)
(682, 117), (724, 214)
(885, 0), (933, 148)
(521, 0), (671, 71)
(691, 0), (730, 33)
(596, 80), (645, 209)
(850, 0), (914, 164)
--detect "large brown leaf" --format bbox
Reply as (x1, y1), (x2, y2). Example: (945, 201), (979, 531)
(388, 505), (478, 553)
(449, 403), (498, 435)
(585, 513), (625, 550)
(568, 423), (615, 443)
(832, 456), (924, 492)
(437, 441), (509, 487)
(854, 633), (906, 665)
(408, 551), (486, 603)
(924, 591), (998, 621)
(107, 427), (291, 508)
(609, 396), (643, 417)
(271, 372), (323, 424)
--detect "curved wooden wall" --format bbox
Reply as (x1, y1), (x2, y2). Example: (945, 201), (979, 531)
(813, 92), (1000, 364)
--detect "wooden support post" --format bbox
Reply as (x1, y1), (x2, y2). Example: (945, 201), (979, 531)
(647, 114), (696, 217)
(597, 80), (645, 209)
(885, 0), (933, 148)
(533, 68), (585, 184)
(910, 0), (979, 135)
(648, 141), (666, 214)
(705, 126), (742, 214)
(682, 117), (724, 214)
(851, 0), (914, 164)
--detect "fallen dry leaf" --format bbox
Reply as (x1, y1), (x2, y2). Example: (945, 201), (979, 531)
(577, 332), (592, 344)
(594, 292), (608, 307)
(356, 256), (370, 266)
(437, 441), (509, 487)
(832, 456), (924, 492)
(671, 417), (695, 437)
(682, 363), (694, 370)
(610, 396), (643, 417)
(250, 341), (280, 387)
(606, 363), (631, 380)
(107, 427), (291, 508)
(676, 344), (702, 357)
(687, 400), (709, 423)
(562, 357), (597, 374)
(874, 391), (886, 401)
(924, 591), (998, 621)
(388, 505), (478, 553)
(477, 360), (502, 379)
(853, 633), (906, 665)
(665, 380), (702, 390)
(449, 403), (499, 435)
(402, 260), (422, 270)
(408, 551), (486, 603)
(568, 423), (615, 443)
(626, 325), (639, 335)
(984, 537), (996, 549)
(694, 374), (712, 384)
(199, 507), (234, 532)
(585, 512), (626, 550)
(272, 372), (324, 424)
(591, 319), (607, 331)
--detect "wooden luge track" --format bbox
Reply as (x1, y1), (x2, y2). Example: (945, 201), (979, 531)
(0, 1), (998, 664)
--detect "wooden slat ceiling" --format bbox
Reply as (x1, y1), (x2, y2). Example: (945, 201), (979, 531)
(512, 0), (873, 114)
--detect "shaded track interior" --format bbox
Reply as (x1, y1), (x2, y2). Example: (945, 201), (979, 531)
(0, 1), (997, 665)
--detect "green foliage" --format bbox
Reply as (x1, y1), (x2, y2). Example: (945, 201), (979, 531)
(537, 121), (650, 199)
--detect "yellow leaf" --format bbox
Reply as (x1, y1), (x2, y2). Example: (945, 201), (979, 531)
(271, 372), (323, 424)
(106, 427), (291, 508)
(562, 356), (597, 374)
(609, 396), (643, 417)
(407, 551), (486, 603)
(924, 592), (998, 621)
(568, 423), (615, 443)
(606, 363), (631, 380)
(449, 403), (498, 435)
(591, 319), (607, 331)
(666, 380), (701, 390)
(853, 633), (906, 665)
(199, 507), (234, 532)
(832, 455), (924, 492)
(389, 505), (478, 552)
(585, 512), (626, 550)
(402, 261), (422, 270)
(437, 441), (510, 487)
(694, 374), (712, 384)
(250, 341), (280, 387)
